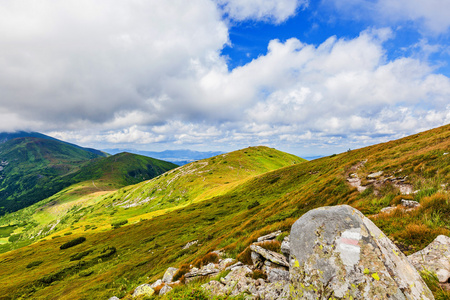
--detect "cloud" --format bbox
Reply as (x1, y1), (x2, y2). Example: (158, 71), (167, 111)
(216, 0), (308, 23)
(326, 0), (450, 34)
(1, 1), (450, 155)
(0, 0), (228, 131)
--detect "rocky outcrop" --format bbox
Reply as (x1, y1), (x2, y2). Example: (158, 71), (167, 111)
(201, 265), (289, 299)
(289, 205), (434, 299)
(408, 235), (450, 283)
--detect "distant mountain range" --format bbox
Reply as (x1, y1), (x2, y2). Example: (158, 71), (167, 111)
(102, 148), (224, 165)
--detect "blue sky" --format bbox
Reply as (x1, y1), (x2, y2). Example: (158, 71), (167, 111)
(0, 0), (449, 157)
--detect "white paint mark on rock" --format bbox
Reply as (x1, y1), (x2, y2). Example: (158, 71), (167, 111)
(337, 229), (361, 268)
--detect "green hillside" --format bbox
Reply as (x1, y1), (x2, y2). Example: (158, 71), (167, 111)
(0, 137), (105, 215)
(0, 126), (449, 299)
(0, 152), (178, 253)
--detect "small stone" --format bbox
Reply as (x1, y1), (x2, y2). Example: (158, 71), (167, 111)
(150, 279), (162, 289)
(250, 244), (288, 267)
(108, 297), (120, 300)
(218, 258), (234, 270)
(205, 263), (216, 270)
(159, 284), (172, 295)
(182, 240), (198, 250)
(380, 206), (396, 214)
(257, 230), (282, 242)
(225, 261), (243, 271)
(162, 267), (178, 283)
(132, 284), (154, 298)
(367, 171), (383, 178)
(401, 199), (420, 208)
(251, 251), (263, 267)
(280, 235), (290, 259)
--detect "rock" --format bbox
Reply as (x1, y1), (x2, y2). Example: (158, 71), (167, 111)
(380, 206), (396, 214)
(401, 199), (420, 208)
(162, 267), (178, 283)
(226, 261), (243, 271)
(251, 251), (264, 267)
(408, 235), (450, 283)
(185, 264), (220, 283)
(202, 265), (289, 299)
(182, 240), (198, 250)
(132, 284), (154, 298)
(205, 262), (216, 269)
(150, 279), (162, 289)
(266, 265), (289, 283)
(367, 171), (383, 178)
(280, 235), (290, 259)
(159, 284), (173, 295)
(290, 205), (434, 299)
(108, 297), (120, 300)
(218, 257), (234, 270)
(262, 281), (289, 299)
(202, 266), (254, 297)
(250, 244), (288, 267)
(257, 230), (282, 242)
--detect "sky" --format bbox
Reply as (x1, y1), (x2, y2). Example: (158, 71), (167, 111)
(1, 0), (450, 157)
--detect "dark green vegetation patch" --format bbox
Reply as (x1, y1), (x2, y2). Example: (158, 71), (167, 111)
(60, 237), (86, 250)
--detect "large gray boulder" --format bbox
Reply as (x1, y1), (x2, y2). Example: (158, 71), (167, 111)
(408, 235), (450, 283)
(290, 205), (434, 299)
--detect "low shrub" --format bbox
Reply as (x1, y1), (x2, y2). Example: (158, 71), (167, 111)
(111, 220), (128, 229)
(236, 246), (252, 265)
(8, 234), (21, 243)
(257, 240), (281, 253)
(97, 247), (116, 259)
(70, 250), (93, 261)
(26, 260), (43, 269)
(249, 269), (267, 280)
(247, 201), (260, 210)
(79, 270), (94, 277)
(172, 264), (190, 282)
(60, 237), (86, 250)
(192, 252), (219, 268)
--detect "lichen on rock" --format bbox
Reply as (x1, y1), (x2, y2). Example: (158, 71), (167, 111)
(289, 205), (434, 299)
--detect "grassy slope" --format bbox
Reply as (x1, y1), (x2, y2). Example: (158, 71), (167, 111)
(0, 137), (104, 215)
(0, 127), (449, 299)
(0, 153), (178, 252)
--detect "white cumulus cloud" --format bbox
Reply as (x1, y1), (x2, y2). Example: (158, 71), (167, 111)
(216, 0), (308, 23)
